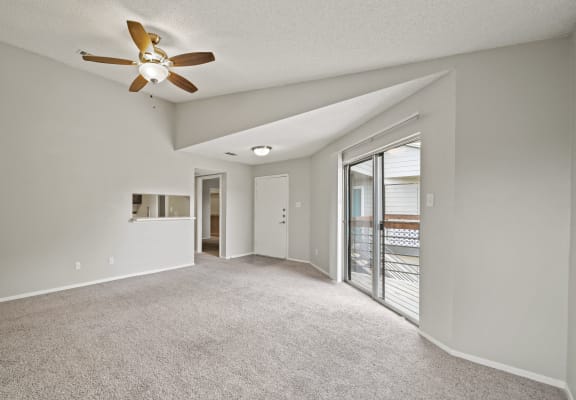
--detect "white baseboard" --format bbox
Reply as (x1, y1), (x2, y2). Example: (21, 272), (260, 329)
(226, 252), (253, 259)
(418, 330), (567, 389)
(0, 263), (194, 303)
(307, 261), (332, 278)
(287, 258), (328, 276)
(287, 257), (310, 263)
(567, 384), (574, 400)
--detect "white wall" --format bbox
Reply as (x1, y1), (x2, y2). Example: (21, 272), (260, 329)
(193, 159), (253, 258)
(449, 38), (570, 386)
(174, 37), (573, 386)
(312, 74), (457, 346)
(43, 34), (565, 386)
(1, 33), (573, 390)
(308, 38), (571, 382)
(253, 157), (311, 261)
(0, 42), (253, 298)
(568, 30), (576, 399)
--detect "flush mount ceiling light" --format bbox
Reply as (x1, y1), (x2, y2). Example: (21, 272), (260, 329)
(252, 146), (272, 156)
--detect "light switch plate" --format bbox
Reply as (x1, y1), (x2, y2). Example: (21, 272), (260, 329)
(426, 193), (434, 207)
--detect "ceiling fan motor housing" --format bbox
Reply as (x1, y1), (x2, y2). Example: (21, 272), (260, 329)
(148, 32), (161, 45)
(139, 46), (168, 64)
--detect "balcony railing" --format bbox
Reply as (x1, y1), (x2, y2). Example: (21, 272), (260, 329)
(350, 214), (420, 321)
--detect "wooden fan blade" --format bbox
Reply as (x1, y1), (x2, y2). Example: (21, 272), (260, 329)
(167, 72), (198, 93)
(169, 52), (215, 67)
(82, 55), (135, 65)
(127, 20), (153, 53)
(129, 75), (148, 92)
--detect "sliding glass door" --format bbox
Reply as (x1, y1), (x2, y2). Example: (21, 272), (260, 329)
(348, 158), (375, 293)
(346, 140), (421, 323)
(380, 141), (420, 322)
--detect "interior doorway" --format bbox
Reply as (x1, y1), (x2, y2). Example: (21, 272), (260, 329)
(195, 173), (225, 258)
(202, 182), (220, 256)
(345, 139), (421, 323)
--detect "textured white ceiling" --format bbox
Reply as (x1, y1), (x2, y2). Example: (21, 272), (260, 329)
(0, 0), (574, 103)
(182, 73), (442, 165)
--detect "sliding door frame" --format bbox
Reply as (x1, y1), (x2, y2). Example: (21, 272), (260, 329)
(343, 134), (421, 325)
(345, 155), (376, 297)
(344, 153), (382, 299)
(372, 154), (383, 297)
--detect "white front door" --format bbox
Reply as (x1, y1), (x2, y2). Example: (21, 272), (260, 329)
(254, 175), (288, 258)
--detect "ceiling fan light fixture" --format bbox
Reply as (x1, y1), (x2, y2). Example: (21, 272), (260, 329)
(139, 62), (169, 84)
(252, 146), (272, 157)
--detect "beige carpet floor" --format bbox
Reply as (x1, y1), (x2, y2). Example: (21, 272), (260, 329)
(0, 255), (566, 399)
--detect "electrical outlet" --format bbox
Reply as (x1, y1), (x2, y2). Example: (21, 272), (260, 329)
(108, 256), (115, 265)
(75, 261), (81, 270)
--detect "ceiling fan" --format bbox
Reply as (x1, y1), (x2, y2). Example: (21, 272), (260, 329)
(81, 20), (215, 94)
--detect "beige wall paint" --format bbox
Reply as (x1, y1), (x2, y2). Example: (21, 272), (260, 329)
(253, 157), (312, 261)
(0, 42), (253, 298)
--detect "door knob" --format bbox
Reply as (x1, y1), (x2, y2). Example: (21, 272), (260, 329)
(279, 221), (286, 224)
